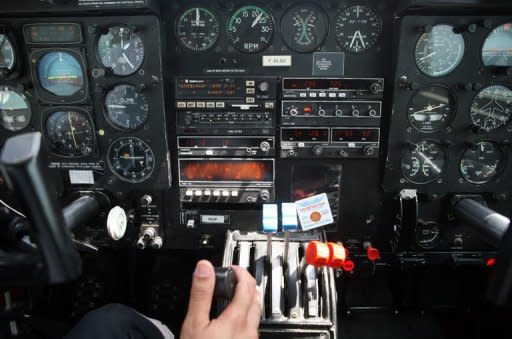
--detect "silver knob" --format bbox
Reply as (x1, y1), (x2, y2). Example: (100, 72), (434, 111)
(260, 190), (270, 201)
(260, 141), (271, 152)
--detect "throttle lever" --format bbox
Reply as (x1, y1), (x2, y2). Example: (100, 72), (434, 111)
(214, 267), (237, 300)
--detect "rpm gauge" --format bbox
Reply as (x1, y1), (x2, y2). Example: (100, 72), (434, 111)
(97, 26), (144, 76)
(482, 22), (512, 67)
(280, 3), (328, 53)
(401, 140), (446, 184)
(45, 110), (95, 157)
(176, 7), (220, 52)
(227, 5), (275, 53)
(415, 24), (464, 77)
(0, 86), (31, 132)
(0, 34), (15, 76)
(408, 85), (456, 133)
(460, 141), (503, 184)
(108, 137), (155, 183)
(335, 5), (383, 53)
(105, 84), (149, 130)
(470, 85), (512, 132)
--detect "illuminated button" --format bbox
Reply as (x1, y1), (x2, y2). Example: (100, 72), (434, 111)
(213, 190), (221, 197)
(231, 191), (239, 197)
(265, 102), (274, 109)
(304, 106), (312, 113)
(222, 190), (230, 197)
(299, 92), (307, 97)
(204, 190), (211, 196)
(177, 102), (186, 108)
(328, 93), (337, 98)
(246, 97), (255, 103)
(309, 92), (317, 98)
(196, 102), (206, 108)
(187, 102), (196, 108)
(185, 190), (193, 196)
(194, 190), (202, 196)
(319, 92), (327, 98)
(216, 102), (225, 108)
(338, 93), (347, 98)
(206, 102), (215, 108)
(246, 80), (255, 87)
(246, 88), (256, 94)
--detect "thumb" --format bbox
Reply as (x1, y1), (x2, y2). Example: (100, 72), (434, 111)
(184, 260), (215, 329)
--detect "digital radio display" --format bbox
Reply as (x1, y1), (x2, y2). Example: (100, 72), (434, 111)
(24, 24), (83, 44)
(179, 159), (273, 183)
(283, 78), (377, 91)
(176, 78), (244, 99)
(282, 128), (329, 142)
(331, 128), (379, 143)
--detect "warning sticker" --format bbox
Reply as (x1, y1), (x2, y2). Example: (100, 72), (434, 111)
(295, 193), (334, 231)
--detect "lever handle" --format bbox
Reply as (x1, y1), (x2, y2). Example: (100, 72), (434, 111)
(214, 267), (237, 300)
(0, 132), (81, 283)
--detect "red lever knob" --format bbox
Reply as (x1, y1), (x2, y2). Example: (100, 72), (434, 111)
(305, 241), (330, 267)
(366, 246), (380, 261)
(326, 242), (346, 269)
(342, 260), (355, 272)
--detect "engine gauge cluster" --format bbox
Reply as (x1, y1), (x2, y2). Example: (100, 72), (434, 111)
(280, 4), (328, 53)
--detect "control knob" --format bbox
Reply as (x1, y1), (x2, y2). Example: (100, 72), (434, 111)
(335, 109), (343, 117)
(312, 145), (323, 156)
(370, 82), (383, 94)
(258, 81), (270, 93)
(289, 108), (299, 116)
(259, 141), (271, 152)
(260, 190), (271, 201)
(318, 107), (326, 116)
(363, 146), (375, 157)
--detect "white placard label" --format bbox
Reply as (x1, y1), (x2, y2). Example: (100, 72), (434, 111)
(262, 55), (292, 67)
(295, 193), (334, 231)
(69, 170), (95, 185)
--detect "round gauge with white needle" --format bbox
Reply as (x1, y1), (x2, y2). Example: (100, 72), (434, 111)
(460, 141), (503, 184)
(280, 3), (328, 53)
(227, 5), (275, 53)
(97, 26), (144, 76)
(105, 84), (149, 130)
(408, 85), (456, 133)
(470, 85), (512, 132)
(107, 206), (127, 241)
(107, 137), (155, 183)
(45, 110), (95, 157)
(335, 5), (383, 53)
(176, 7), (220, 52)
(401, 140), (446, 184)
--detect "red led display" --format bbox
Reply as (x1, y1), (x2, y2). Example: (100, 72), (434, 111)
(180, 160), (273, 182)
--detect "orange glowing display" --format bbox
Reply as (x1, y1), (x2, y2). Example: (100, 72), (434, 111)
(180, 160), (273, 182)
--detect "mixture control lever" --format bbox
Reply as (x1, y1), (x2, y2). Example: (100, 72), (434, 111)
(214, 267), (237, 300)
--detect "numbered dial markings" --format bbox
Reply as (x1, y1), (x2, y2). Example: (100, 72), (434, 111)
(227, 5), (275, 53)
(0, 86), (31, 132)
(408, 85), (456, 133)
(98, 26), (144, 76)
(176, 7), (220, 51)
(470, 85), (512, 132)
(281, 4), (328, 53)
(460, 141), (503, 184)
(335, 5), (382, 53)
(108, 137), (155, 183)
(105, 84), (149, 130)
(401, 140), (446, 184)
(46, 110), (95, 157)
(0, 34), (15, 74)
(415, 24), (464, 77)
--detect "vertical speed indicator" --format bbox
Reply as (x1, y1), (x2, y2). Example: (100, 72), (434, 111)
(227, 5), (275, 53)
(176, 7), (220, 52)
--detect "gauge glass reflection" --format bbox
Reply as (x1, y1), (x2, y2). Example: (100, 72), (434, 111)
(401, 140), (446, 184)
(408, 85), (455, 133)
(470, 85), (512, 132)
(460, 141), (503, 184)
(482, 22), (512, 67)
(38, 51), (84, 97)
(0, 86), (31, 132)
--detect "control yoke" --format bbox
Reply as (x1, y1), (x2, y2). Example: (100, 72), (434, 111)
(453, 197), (512, 308)
(0, 132), (101, 284)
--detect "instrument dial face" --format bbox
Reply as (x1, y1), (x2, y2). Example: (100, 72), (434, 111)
(470, 85), (512, 132)
(46, 110), (95, 157)
(97, 26), (144, 76)
(105, 84), (149, 130)
(280, 4), (328, 53)
(108, 137), (155, 183)
(408, 85), (456, 133)
(227, 5), (275, 53)
(0, 86), (31, 132)
(416, 222), (441, 250)
(482, 22), (512, 67)
(335, 5), (383, 53)
(0, 34), (15, 74)
(401, 140), (446, 184)
(38, 51), (84, 97)
(415, 24), (464, 77)
(176, 7), (220, 52)
(460, 141), (503, 184)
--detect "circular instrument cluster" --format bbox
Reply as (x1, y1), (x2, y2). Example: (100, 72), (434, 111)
(401, 140), (446, 184)
(460, 141), (503, 184)
(175, 4), (383, 53)
(470, 85), (512, 132)
(482, 22), (512, 67)
(407, 85), (456, 133)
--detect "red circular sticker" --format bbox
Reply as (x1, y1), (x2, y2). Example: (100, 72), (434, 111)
(310, 211), (321, 222)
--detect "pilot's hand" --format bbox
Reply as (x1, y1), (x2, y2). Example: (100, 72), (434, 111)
(180, 260), (261, 339)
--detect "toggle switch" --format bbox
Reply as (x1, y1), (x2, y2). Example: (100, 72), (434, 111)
(363, 241), (381, 261)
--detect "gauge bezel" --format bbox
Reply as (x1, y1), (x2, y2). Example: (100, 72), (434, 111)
(400, 139), (447, 184)
(0, 29), (18, 79)
(334, 5), (383, 54)
(459, 140), (506, 185)
(30, 48), (88, 104)
(226, 5), (276, 54)
(469, 83), (512, 132)
(42, 106), (96, 158)
(407, 84), (457, 134)
(104, 83), (150, 131)
(0, 85), (32, 132)
(96, 24), (145, 77)
(280, 2), (329, 53)
(107, 136), (156, 183)
(414, 23), (465, 78)
(174, 6), (220, 52)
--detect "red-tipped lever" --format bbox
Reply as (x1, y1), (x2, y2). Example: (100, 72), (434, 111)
(363, 241), (381, 261)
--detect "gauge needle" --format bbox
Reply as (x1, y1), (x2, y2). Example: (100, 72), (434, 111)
(418, 151), (441, 174)
(67, 112), (78, 148)
(350, 30), (365, 49)
(108, 105), (126, 109)
(252, 12), (264, 28)
(196, 8), (200, 26)
(413, 103), (446, 114)
(420, 52), (436, 61)
(122, 52), (135, 69)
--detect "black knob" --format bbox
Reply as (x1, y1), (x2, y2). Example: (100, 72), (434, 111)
(214, 267), (237, 300)
(363, 146), (375, 157)
(370, 82), (383, 94)
(258, 81), (270, 93)
(318, 108), (326, 116)
(312, 145), (323, 156)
